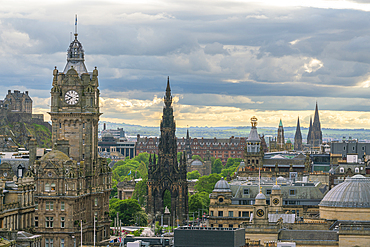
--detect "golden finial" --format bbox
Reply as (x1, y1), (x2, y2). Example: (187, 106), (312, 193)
(251, 116), (258, 127)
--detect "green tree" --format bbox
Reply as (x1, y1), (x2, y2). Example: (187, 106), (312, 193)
(187, 170), (201, 180)
(211, 158), (223, 174)
(191, 155), (203, 162)
(109, 198), (147, 226)
(163, 190), (171, 211)
(137, 161), (148, 179)
(195, 173), (221, 194)
(133, 178), (148, 206)
(189, 193), (205, 213)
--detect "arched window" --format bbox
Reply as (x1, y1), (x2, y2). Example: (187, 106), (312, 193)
(45, 183), (50, 192)
(339, 167), (344, 173)
(51, 183), (56, 191)
(355, 167), (359, 173)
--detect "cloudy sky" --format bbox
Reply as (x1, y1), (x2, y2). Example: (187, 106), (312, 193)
(2, 0), (370, 128)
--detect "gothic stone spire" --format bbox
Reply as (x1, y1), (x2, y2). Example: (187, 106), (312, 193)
(294, 117), (302, 151)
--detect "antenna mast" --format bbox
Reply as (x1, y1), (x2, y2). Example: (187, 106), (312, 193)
(75, 14), (78, 35)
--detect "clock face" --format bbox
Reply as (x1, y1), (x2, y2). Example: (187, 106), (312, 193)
(65, 90), (79, 105)
(273, 198), (280, 205)
(256, 209), (264, 217)
(3, 172), (7, 177)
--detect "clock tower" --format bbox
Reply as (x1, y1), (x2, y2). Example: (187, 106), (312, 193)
(35, 18), (112, 247)
(269, 183), (283, 214)
(49, 31), (100, 178)
(252, 191), (269, 225)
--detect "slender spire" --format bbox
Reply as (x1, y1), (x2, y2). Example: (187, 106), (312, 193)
(294, 116), (302, 151)
(314, 101), (320, 124)
(186, 128), (189, 139)
(279, 119), (283, 127)
(164, 76), (172, 108)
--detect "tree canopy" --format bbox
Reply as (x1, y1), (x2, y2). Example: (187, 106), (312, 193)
(187, 170), (201, 180)
(109, 198), (147, 226)
(194, 173), (221, 194)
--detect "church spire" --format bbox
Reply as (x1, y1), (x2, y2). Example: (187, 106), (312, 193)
(294, 117), (302, 150)
(314, 101), (320, 127)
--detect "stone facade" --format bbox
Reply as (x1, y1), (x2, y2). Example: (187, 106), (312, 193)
(0, 90), (32, 113)
(147, 78), (188, 225)
(33, 29), (112, 246)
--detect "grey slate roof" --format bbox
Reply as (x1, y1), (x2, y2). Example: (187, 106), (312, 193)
(279, 230), (338, 241)
(247, 127), (260, 142)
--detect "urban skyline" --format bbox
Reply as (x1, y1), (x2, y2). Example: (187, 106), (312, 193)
(2, 0), (370, 128)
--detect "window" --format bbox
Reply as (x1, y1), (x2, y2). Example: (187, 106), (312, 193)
(35, 202), (38, 210)
(242, 211), (248, 217)
(83, 123), (85, 128)
(59, 123), (62, 128)
(289, 190), (296, 196)
(61, 202), (65, 211)
(343, 146), (346, 151)
(46, 202), (54, 211)
(45, 183), (51, 192)
(243, 189), (249, 195)
(51, 183), (56, 191)
(50, 239), (54, 247)
(61, 217), (65, 228)
(218, 198), (224, 203)
(266, 189), (271, 195)
(218, 224), (223, 228)
(355, 167), (359, 173)
(353, 146), (355, 151)
(229, 224), (233, 228)
(228, 211), (233, 217)
(61, 239), (64, 247)
(45, 217), (54, 228)
(95, 198), (98, 206)
(35, 217), (38, 227)
(46, 239), (49, 247)
(362, 146), (365, 151)
(238, 211), (241, 217)
(256, 159), (259, 164)
(218, 211), (223, 217)
(297, 210), (300, 217)
(210, 211), (213, 216)
(340, 167), (344, 173)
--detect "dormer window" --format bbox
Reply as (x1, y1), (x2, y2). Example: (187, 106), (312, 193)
(340, 167), (344, 173)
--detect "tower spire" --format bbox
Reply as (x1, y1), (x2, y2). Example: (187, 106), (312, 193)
(164, 76), (172, 108)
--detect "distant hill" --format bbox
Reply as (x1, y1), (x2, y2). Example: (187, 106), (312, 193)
(100, 122), (370, 142)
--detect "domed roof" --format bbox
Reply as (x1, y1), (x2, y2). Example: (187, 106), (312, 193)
(320, 175), (370, 208)
(191, 160), (203, 166)
(272, 184), (281, 190)
(256, 192), (266, 200)
(102, 131), (114, 138)
(213, 177), (232, 192)
(40, 150), (70, 162)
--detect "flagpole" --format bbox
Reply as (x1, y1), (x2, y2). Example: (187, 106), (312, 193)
(94, 216), (96, 247)
(80, 220), (82, 247)
(259, 166), (261, 193)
